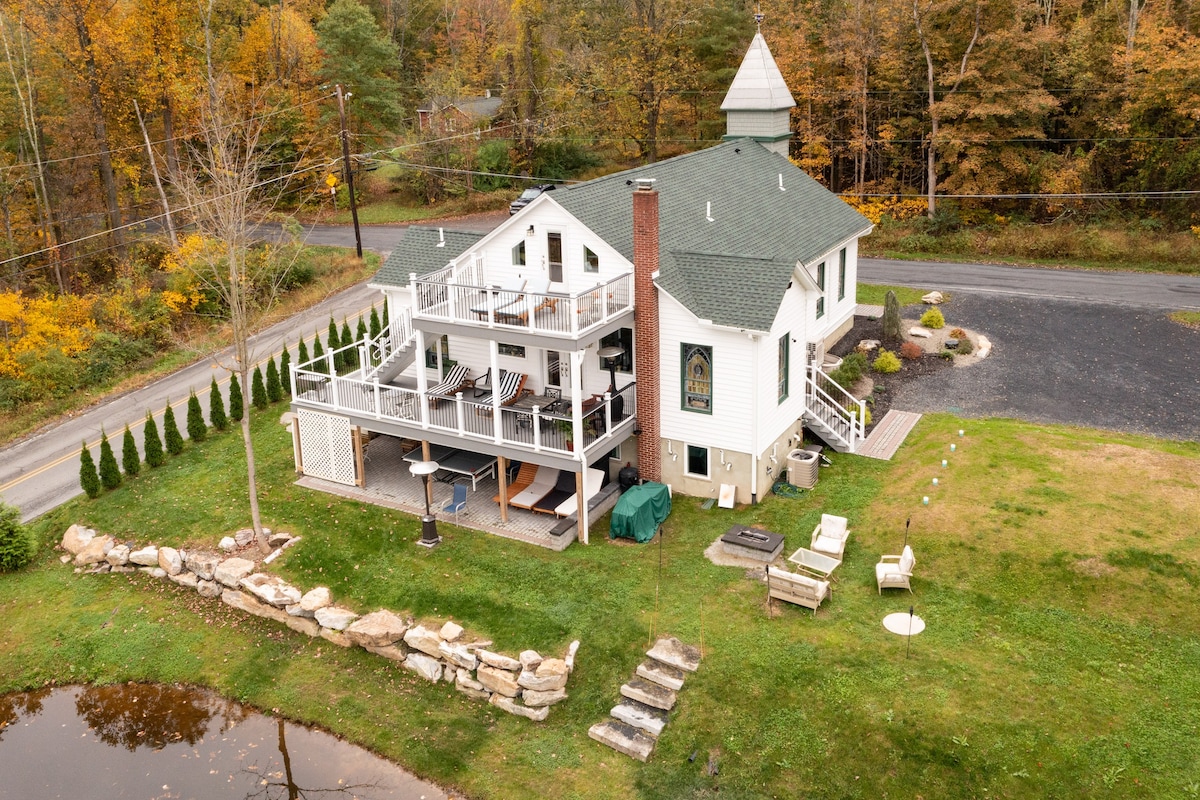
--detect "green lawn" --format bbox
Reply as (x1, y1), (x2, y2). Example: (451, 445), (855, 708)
(4, 411), (1200, 799)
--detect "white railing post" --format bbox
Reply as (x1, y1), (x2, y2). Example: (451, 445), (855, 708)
(603, 391), (612, 436)
(455, 392), (466, 434)
(532, 406), (542, 451)
(372, 379), (381, 419)
(330, 373), (341, 408)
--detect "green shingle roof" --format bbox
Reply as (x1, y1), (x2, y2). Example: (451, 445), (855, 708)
(373, 227), (485, 287)
(554, 140), (872, 332)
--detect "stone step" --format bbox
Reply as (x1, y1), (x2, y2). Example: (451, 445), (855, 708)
(646, 637), (701, 673)
(611, 698), (669, 737)
(620, 677), (676, 711)
(588, 720), (656, 762)
(636, 658), (686, 691)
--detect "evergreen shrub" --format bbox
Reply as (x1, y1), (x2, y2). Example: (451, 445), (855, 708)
(229, 374), (244, 422)
(920, 307), (945, 329)
(873, 350), (902, 374)
(98, 429), (121, 490)
(121, 425), (140, 477)
(0, 502), (33, 572)
(80, 443), (101, 498)
(164, 403), (185, 455)
(144, 412), (165, 467)
(210, 378), (228, 431)
(187, 391), (207, 442)
(252, 366), (268, 410)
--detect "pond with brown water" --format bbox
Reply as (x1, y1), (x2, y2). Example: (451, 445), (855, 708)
(0, 683), (448, 800)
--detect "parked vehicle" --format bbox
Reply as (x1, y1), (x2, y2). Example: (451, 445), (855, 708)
(509, 184), (556, 215)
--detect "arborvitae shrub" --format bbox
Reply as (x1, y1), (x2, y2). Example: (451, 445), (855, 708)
(279, 346), (292, 396)
(251, 366), (267, 410)
(187, 391), (207, 442)
(0, 502), (34, 572)
(356, 315), (368, 346)
(920, 307), (945, 329)
(297, 337), (309, 366)
(80, 443), (101, 498)
(121, 425), (140, 477)
(873, 349), (902, 374)
(143, 411), (165, 467)
(328, 318), (342, 372)
(229, 373), (244, 422)
(266, 357), (283, 403)
(899, 341), (924, 360)
(369, 306), (381, 340)
(98, 429), (122, 490)
(340, 319), (355, 368)
(209, 378), (228, 431)
(164, 403), (185, 455)
(312, 335), (326, 374)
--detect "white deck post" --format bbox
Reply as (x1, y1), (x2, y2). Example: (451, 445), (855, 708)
(414, 329), (429, 429)
(489, 341), (502, 443)
(570, 349), (585, 452)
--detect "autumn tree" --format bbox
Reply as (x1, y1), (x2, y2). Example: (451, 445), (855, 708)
(316, 0), (404, 134)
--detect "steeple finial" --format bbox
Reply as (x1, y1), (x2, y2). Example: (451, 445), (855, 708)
(754, 3), (764, 30)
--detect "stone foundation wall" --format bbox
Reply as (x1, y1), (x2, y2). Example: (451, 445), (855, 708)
(59, 524), (578, 722)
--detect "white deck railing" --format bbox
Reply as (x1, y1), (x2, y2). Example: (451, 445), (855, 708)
(804, 365), (865, 450)
(410, 272), (633, 337)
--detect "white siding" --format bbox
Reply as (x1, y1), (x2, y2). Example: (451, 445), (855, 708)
(658, 293), (755, 453)
(805, 237), (860, 342)
(754, 284), (810, 454)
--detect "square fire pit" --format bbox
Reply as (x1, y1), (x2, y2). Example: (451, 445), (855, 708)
(720, 526), (785, 563)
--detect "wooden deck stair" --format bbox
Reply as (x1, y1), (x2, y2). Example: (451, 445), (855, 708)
(857, 410), (923, 460)
(587, 637), (701, 762)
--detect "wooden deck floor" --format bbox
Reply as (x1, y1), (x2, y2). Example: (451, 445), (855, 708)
(857, 410), (923, 460)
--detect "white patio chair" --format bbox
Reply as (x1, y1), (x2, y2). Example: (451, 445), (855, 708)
(810, 513), (850, 561)
(875, 545), (916, 594)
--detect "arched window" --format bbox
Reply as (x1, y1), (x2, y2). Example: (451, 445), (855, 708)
(682, 344), (713, 413)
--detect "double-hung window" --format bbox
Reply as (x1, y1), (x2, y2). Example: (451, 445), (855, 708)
(838, 248), (846, 301)
(778, 334), (789, 403)
(816, 261), (826, 319)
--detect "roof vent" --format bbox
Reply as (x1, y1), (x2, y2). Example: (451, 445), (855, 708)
(778, 173), (786, 192)
(705, 201), (714, 223)
(634, 178), (656, 192)
(436, 227), (445, 247)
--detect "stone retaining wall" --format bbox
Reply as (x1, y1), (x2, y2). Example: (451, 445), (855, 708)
(59, 524), (578, 722)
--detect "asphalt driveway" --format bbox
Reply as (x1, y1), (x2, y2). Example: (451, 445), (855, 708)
(888, 293), (1200, 441)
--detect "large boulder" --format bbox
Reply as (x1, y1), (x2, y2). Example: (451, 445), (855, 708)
(185, 552), (218, 581)
(439, 621), (464, 642)
(438, 641), (477, 671)
(518, 658), (569, 692)
(477, 650), (522, 672)
(168, 571), (198, 590)
(314, 606), (358, 631)
(345, 610), (410, 649)
(299, 587), (332, 612)
(523, 688), (568, 708)
(402, 625), (443, 658)
(74, 535), (115, 566)
(213, 557), (255, 588)
(476, 665), (520, 697)
(519, 650), (543, 671)
(157, 547), (183, 576)
(403, 652), (443, 683)
(105, 544), (130, 567)
(239, 573), (302, 608)
(60, 524), (94, 555)
(128, 546), (159, 567)
(197, 580), (221, 599)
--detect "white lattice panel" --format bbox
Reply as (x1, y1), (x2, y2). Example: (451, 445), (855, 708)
(298, 410), (357, 486)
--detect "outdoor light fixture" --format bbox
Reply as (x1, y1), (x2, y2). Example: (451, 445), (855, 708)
(526, 224), (535, 237)
(409, 459), (441, 547)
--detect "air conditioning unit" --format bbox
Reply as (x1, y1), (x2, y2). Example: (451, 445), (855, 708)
(806, 341), (824, 366)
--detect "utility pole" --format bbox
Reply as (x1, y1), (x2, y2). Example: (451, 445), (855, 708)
(335, 84), (363, 259)
(133, 99), (178, 249)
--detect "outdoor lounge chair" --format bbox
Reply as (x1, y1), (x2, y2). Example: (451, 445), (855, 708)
(876, 545), (916, 594)
(509, 466), (559, 510)
(552, 467), (606, 517)
(494, 275), (559, 323)
(470, 276), (526, 318)
(533, 469), (579, 515)
(426, 364), (473, 405)
(494, 461), (537, 504)
(474, 370), (528, 412)
(811, 513), (850, 561)
(765, 565), (830, 614)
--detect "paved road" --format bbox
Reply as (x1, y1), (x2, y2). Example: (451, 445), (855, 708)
(5, 214), (1199, 522)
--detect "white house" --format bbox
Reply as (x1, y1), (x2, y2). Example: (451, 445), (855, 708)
(288, 32), (873, 543)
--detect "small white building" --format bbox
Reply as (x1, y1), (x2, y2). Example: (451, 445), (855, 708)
(288, 32), (873, 542)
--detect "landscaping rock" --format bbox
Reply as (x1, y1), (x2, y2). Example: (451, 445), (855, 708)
(239, 573), (302, 608)
(218, 537), (237, 551)
(168, 571), (199, 590)
(74, 535), (114, 566)
(86, 563), (111, 574)
(142, 566), (167, 578)
(346, 610), (410, 648)
(105, 544), (130, 567)
(221, 589), (290, 625)
(283, 615), (319, 637)
(319, 628), (352, 648)
(477, 650), (522, 672)
(128, 546), (159, 566)
(197, 580), (221, 598)
(646, 637), (701, 673)
(611, 698), (668, 736)
(110, 565), (137, 574)
(565, 640), (580, 673)
(518, 659), (568, 692)
(61, 525), (94, 555)
(620, 677), (676, 711)
(442, 663), (457, 684)
(186, 552), (218, 581)
(908, 326), (932, 338)
(519, 650), (543, 671)
(637, 659), (685, 691)
(157, 547), (183, 576)
(476, 665), (521, 697)
(456, 683), (492, 702)
(523, 688), (568, 707)
(922, 290), (944, 304)
(489, 694), (549, 722)
(363, 644), (408, 661)
(314, 606), (358, 631)
(214, 557), (255, 588)
(439, 621), (464, 642)
(403, 625), (443, 658)
(945, 337), (959, 349)
(856, 339), (881, 353)
(403, 652), (442, 682)
(299, 587), (331, 612)
(456, 669), (486, 692)
(588, 720), (655, 762)
(285, 603), (314, 618)
(438, 641), (477, 671)
(234, 528), (255, 546)
(267, 531), (292, 548)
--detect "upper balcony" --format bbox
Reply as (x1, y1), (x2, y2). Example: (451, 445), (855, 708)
(410, 260), (633, 341)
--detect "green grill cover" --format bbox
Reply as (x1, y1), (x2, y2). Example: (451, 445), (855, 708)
(609, 482), (672, 543)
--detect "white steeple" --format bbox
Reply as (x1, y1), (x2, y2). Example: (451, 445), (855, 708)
(721, 31), (795, 156)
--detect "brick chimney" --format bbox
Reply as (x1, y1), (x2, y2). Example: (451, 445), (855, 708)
(632, 179), (661, 482)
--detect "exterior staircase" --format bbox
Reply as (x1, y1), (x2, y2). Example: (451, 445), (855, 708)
(361, 310), (417, 384)
(802, 365), (865, 453)
(588, 637), (701, 762)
